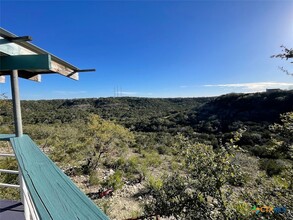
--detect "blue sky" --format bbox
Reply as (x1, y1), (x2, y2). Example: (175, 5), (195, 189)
(0, 0), (293, 99)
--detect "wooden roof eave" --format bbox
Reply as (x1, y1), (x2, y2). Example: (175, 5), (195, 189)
(0, 29), (79, 81)
(0, 70), (42, 82)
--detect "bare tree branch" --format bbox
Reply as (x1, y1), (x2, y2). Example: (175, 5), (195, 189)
(271, 45), (293, 76)
(279, 66), (293, 76)
(271, 45), (293, 59)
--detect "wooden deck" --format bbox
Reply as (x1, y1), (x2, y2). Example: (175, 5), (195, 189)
(0, 200), (24, 220)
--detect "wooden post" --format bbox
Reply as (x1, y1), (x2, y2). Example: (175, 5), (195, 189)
(10, 70), (23, 137)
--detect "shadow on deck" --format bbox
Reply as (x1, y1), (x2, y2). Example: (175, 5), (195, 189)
(0, 200), (24, 220)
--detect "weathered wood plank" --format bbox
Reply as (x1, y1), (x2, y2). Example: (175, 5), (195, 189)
(0, 71), (41, 82)
(0, 37), (34, 55)
(0, 75), (5, 83)
(50, 61), (79, 80)
(19, 72), (41, 82)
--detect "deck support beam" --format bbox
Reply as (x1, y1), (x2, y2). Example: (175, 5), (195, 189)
(10, 70), (23, 137)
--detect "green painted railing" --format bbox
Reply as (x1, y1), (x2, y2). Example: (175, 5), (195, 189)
(0, 134), (109, 220)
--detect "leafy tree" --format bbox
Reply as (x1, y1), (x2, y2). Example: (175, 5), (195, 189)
(144, 130), (246, 219)
(83, 114), (135, 174)
(269, 112), (293, 159)
(0, 94), (13, 133)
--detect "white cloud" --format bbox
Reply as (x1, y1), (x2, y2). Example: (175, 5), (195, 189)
(203, 82), (293, 92)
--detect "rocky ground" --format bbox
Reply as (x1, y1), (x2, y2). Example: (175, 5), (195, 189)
(71, 168), (149, 220)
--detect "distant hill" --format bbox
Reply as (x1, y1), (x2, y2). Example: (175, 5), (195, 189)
(1, 91), (292, 135)
(1, 90), (292, 158)
(19, 97), (213, 125)
(186, 90), (293, 133)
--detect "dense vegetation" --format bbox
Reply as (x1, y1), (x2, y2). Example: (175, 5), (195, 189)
(0, 90), (292, 219)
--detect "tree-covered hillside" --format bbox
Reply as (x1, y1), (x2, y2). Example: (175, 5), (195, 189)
(17, 97), (212, 125)
(0, 90), (292, 219)
(10, 90), (292, 134)
(191, 90), (293, 130)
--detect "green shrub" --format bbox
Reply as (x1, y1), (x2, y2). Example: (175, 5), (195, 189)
(0, 157), (20, 200)
(228, 170), (249, 187)
(231, 201), (251, 218)
(89, 171), (101, 186)
(96, 200), (111, 216)
(0, 158), (18, 183)
(112, 156), (139, 174)
(259, 159), (286, 177)
(124, 156), (140, 173)
(252, 144), (280, 159)
(142, 150), (162, 167)
(156, 145), (169, 155)
(102, 170), (124, 190)
(147, 175), (163, 191)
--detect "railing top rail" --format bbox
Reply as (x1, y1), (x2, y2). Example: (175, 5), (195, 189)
(1, 134), (108, 220)
(0, 134), (15, 141)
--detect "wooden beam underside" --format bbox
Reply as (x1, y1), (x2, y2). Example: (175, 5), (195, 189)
(0, 75), (5, 83)
(0, 37), (79, 81)
(0, 71), (41, 82)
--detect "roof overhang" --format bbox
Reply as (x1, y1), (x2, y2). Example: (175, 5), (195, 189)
(0, 28), (92, 83)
